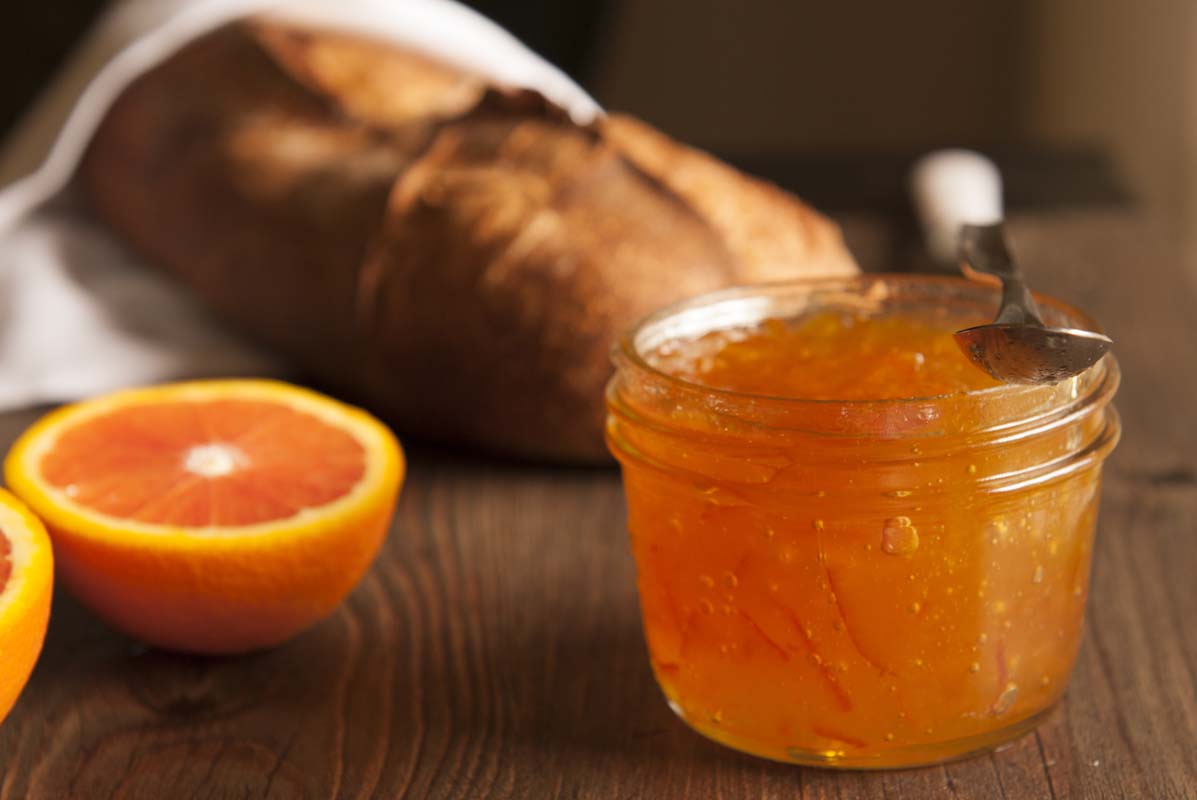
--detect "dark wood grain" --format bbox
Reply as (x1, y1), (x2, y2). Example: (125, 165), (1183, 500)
(0, 209), (1194, 798)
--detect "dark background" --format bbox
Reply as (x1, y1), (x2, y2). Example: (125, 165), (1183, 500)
(6, 2), (1192, 231)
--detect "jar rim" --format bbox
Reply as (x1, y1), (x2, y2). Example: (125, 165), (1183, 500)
(608, 274), (1120, 492)
(615, 273), (1113, 409)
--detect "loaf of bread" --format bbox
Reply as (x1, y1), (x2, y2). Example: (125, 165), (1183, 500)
(81, 22), (857, 462)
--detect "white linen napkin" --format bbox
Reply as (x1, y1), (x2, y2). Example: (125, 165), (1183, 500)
(0, 0), (600, 410)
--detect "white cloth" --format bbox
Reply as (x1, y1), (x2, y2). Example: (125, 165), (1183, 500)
(0, 0), (600, 410)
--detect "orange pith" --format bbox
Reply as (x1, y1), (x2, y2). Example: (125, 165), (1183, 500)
(4, 379), (403, 655)
(41, 399), (367, 526)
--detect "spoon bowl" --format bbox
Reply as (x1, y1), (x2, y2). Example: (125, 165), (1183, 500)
(954, 223), (1112, 385)
(954, 322), (1112, 385)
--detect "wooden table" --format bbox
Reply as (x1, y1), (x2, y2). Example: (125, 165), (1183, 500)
(0, 210), (1193, 799)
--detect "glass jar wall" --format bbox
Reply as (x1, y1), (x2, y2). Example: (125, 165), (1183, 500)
(606, 276), (1120, 768)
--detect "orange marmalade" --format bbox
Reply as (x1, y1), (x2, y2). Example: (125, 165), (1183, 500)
(606, 276), (1120, 768)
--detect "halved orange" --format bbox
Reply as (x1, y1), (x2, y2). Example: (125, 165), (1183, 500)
(0, 488), (53, 725)
(4, 379), (402, 654)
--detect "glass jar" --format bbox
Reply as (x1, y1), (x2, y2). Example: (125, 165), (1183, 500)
(605, 275), (1120, 768)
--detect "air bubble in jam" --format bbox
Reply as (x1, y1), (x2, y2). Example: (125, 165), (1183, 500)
(881, 517), (919, 555)
(992, 683), (1018, 716)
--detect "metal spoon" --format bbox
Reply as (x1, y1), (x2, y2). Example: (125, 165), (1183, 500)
(910, 149), (1112, 385)
(953, 223), (1112, 384)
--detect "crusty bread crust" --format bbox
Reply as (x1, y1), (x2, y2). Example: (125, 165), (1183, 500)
(82, 22), (857, 462)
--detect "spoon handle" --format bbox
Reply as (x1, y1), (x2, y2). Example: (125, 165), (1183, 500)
(910, 149), (1003, 265)
(911, 150), (1046, 327)
(961, 223), (1046, 326)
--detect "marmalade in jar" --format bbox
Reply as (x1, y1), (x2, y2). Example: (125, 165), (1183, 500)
(606, 276), (1120, 768)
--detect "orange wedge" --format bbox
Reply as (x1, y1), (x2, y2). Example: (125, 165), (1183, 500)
(0, 488), (53, 726)
(4, 379), (402, 654)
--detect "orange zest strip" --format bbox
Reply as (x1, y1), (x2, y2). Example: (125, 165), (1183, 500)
(811, 725), (868, 750)
(737, 609), (792, 662)
(780, 605), (854, 712)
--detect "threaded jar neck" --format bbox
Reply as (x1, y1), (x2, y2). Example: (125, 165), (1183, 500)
(607, 275), (1120, 495)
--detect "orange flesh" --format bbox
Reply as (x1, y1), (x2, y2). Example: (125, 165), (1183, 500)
(615, 310), (1103, 766)
(40, 399), (367, 527)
